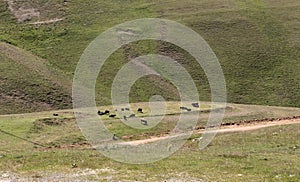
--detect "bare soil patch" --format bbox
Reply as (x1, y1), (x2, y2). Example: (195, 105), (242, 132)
(4, 0), (40, 23)
(4, 0), (65, 24)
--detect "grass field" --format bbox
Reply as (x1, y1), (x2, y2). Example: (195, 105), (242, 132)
(0, 102), (300, 181)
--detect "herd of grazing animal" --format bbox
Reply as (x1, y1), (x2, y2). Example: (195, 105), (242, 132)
(98, 103), (199, 120)
(97, 108), (140, 120)
(97, 103), (200, 140)
(180, 103), (199, 111)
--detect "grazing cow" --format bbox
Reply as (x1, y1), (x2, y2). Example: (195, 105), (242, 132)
(192, 103), (199, 108)
(112, 134), (118, 140)
(138, 108), (143, 113)
(109, 114), (116, 118)
(121, 108), (125, 111)
(97, 111), (105, 116)
(104, 110), (110, 114)
(192, 137), (203, 142)
(180, 106), (187, 110)
(125, 108), (130, 111)
(141, 118), (148, 125)
(180, 107), (191, 111)
(123, 116), (127, 121)
(129, 114), (135, 118)
(53, 113), (59, 117)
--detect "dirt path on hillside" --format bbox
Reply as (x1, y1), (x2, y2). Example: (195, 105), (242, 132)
(28, 18), (64, 25)
(119, 117), (300, 146)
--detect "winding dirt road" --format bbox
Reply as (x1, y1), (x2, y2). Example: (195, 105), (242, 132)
(119, 117), (300, 146)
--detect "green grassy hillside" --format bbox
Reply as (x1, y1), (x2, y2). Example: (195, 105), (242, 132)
(0, 43), (72, 114)
(0, 0), (299, 114)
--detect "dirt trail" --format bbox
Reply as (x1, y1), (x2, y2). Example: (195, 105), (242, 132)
(208, 118), (300, 133)
(28, 18), (64, 25)
(119, 117), (300, 146)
